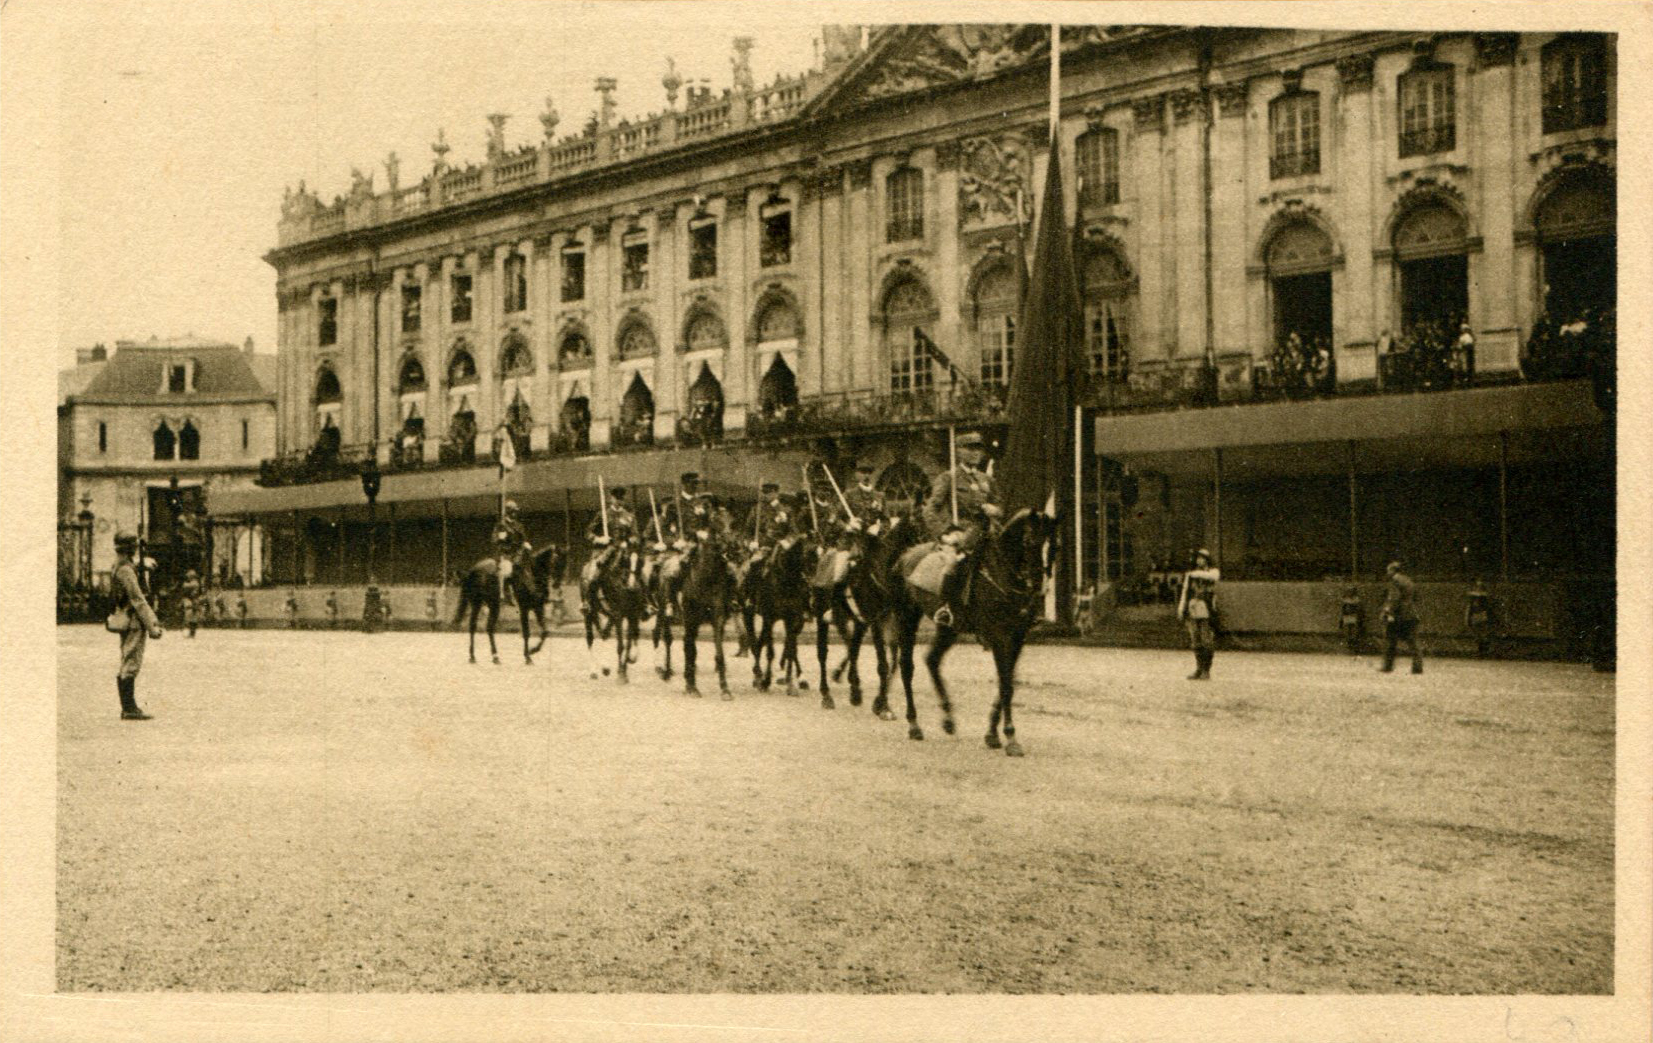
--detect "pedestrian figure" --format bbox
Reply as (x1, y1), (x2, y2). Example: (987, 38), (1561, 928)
(1465, 577), (1496, 657)
(285, 590), (299, 629)
(1454, 322), (1477, 385)
(235, 593), (248, 629)
(1177, 548), (1220, 680)
(426, 590), (440, 631)
(1380, 561), (1423, 674)
(1339, 585), (1365, 654)
(325, 591), (339, 629)
(107, 530), (164, 720)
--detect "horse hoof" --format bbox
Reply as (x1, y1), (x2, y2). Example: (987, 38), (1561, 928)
(686, 686), (702, 698)
(469, 655), (477, 664)
(602, 667), (611, 677)
(909, 726), (924, 741)
(877, 708), (896, 722)
(942, 718), (956, 736)
(821, 695), (835, 710)
(849, 690), (862, 707)
(524, 657), (534, 666)
(1005, 741), (1025, 758)
(492, 655), (501, 665)
(721, 689), (733, 701)
(985, 733), (1002, 750)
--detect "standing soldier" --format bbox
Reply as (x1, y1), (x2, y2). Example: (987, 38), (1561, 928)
(1338, 585), (1365, 655)
(1178, 548), (1220, 680)
(109, 530), (164, 720)
(922, 430), (1001, 628)
(179, 569), (202, 638)
(235, 592), (248, 629)
(1464, 577), (1495, 657)
(285, 589), (299, 629)
(1380, 560), (1423, 674)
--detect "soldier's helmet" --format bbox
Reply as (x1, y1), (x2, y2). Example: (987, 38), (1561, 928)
(186, 569), (199, 579)
(1194, 548), (1212, 564)
(957, 431), (985, 449)
(114, 530), (139, 550)
(680, 472), (700, 487)
(855, 460), (876, 476)
(504, 499), (520, 513)
(761, 481), (780, 495)
(610, 486), (628, 500)
(1386, 560), (1402, 576)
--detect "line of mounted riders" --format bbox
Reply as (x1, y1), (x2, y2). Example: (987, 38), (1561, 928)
(452, 430), (1061, 756)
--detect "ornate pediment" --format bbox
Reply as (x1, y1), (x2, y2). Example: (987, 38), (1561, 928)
(859, 25), (1051, 99)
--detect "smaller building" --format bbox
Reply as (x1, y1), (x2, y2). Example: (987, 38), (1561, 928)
(58, 336), (277, 596)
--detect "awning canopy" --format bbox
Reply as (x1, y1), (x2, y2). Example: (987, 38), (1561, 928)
(209, 444), (814, 521)
(1092, 379), (1607, 478)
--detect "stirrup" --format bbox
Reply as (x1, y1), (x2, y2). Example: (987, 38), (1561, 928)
(932, 605), (954, 628)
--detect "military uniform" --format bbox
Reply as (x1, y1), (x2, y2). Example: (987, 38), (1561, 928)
(923, 462), (998, 550)
(1380, 562), (1423, 674)
(587, 494), (640, 581)
(109, 535), (162, 720)
(1339, 587), (1365, 654)
(1178, 551), (1220, 680)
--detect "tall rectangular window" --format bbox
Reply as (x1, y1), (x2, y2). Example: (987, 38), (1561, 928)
(886, 168), (924, 242)
(622, 242), (650, 292)
(502, 253), (527, 313)
(1086, 301), (1130, 379)
(241, 418), (250, 451)
(318, 298), (338, 346)
(1543, 35), (1609, 134)
(1399, 67), (1456, 157)
(560, 251), (585, 302)
(167, 364), (188, 394)
(450, 273), (473, 323)
(760, 211), (792, 267)
(401, 283), (422, 333)
(1077, 128), (1120, 206)
(1269, 93), (1320, 179)
(98, 421), (107, 453)
(688, 223), (718, 280)
(978, 313), (1015, 386)
(889, 328), (934, 393)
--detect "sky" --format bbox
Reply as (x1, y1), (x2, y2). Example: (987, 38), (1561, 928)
(49, 2), (822, 368)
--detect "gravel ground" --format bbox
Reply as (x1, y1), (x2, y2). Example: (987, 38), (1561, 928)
(56, 625), (1613, 993)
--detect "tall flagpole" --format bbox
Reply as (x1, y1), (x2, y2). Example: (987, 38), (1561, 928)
(1047, 22), (1062, 623)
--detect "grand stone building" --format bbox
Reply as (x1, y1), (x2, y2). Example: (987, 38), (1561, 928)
(216, 24), (1614, 650)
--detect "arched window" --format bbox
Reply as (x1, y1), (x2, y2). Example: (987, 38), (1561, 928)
(756, 297), (801, 343)
(886, 167), (924, 242)
(499, 332), (533, 377)
(1082, 247), (1133, 380)
(558, 328), (592, 368)
(974, 263), (1017, 386)
(313, 366), (342, 404)
(152, 420), (176, 461)
(397, 354), (426, 393)
(1264, 221), (1335, 355)
(883, 279), (936, 394)
(685, 363), (725, 443)
(447, 347), (478, 386)
(616, 373), (655, 446)
(758, 355), (798, 417)
(178, 419), (200, 461)
(685, 311), (727, 354)
(1543, 34), (1609, 134)
(1076, 127), (1120, 206)
(312, 366), (343, 446)
(1398, 63), (1456, 157)
(1269, 91), (1320, 178)
(876, 459), (930, 512)
(618, 320), (657, 360)
(1536, 172), (1615, 321)
(1393, 202), (1469, 333)
(559, 385), (591, 452)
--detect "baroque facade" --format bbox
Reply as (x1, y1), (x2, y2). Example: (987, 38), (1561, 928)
(223, 24), (1614, 646)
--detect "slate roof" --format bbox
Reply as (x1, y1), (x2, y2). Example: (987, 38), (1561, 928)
(77, 344), (274, 400)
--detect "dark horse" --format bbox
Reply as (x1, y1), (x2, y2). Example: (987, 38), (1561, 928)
(741, 537), (817, 697)
(809, 516), (923, 714)
(876, 508), (1059, 755)
(671, 540), (738, 698)
(579, 546), (650, 683)
(453, 545), (565, 665)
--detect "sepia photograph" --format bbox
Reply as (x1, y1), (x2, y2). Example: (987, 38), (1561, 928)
(2, 0), (1649, 1040)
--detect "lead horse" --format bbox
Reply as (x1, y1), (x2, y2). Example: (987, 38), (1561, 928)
(579, 547), (650, 682)
(452, 544), (565, 665)
(877, 508), (1059, 755)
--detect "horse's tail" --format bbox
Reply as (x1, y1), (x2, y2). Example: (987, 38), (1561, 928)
(452, 573), (472, 623)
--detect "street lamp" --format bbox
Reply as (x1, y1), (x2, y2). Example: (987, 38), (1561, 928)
(360, 455), (383, 632)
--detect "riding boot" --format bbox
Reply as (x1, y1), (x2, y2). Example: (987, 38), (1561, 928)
(1200, 649), (1214, 679)
(1187, 652), (1203, 681)
(119, 677), (151, 720)
(933, 561), (962, 629)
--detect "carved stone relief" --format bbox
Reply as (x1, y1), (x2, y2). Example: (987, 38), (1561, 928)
(957, 134), (1032, 229)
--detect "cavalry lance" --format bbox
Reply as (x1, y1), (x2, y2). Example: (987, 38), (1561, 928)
(598, 473), (609, 540)
(647, 487), (664, 545)
(802, 463), (820, 536)
(818, 462), (857, 526)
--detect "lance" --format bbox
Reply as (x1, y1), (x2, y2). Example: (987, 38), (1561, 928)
(648, 486), (664, 544)
(675, 483), (686, 540)
(802, 463), (820, 536)
(819, 461), (856, 526)
(598, 473), (609, 540)
(753, 488), (764, 543)
(949, 425), (960, 525)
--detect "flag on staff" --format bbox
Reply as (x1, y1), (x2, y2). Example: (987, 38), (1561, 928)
(915, 327), (967, 386)
(494, 423), (517, 478)
(998, 141), (1085, 517)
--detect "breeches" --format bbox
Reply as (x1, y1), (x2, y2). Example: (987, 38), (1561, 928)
(117, 627), (147, 679)
(1185, 619), (1214, 653)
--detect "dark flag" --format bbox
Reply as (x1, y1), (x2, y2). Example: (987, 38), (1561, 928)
(914, 327), (965, 385)
(999, 143), (1085, 517)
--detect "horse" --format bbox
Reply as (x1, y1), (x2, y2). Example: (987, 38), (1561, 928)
(578, 543), (650, 683)
(674, 539), (738, 698)
(644, 547), (681, 682)
(814, 515), (924, 718)
(876, 508), (1059, 755)
(740, 536), (817, 697)
(452, 544), (565, 665)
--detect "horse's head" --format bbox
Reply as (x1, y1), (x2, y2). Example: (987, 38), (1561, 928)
(993, 507), (1060, 583)
(532, 544), (565, 584)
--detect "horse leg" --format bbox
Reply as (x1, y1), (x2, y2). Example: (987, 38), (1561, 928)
(584, 612), (603, 680)
(995, 641), (1026, 757)
(898, 608), (922, 740)
(924, 625), (959, 736)
(467, 598), (479, 664)
(487, 601), (500, 664)
(713, 609), (732, 699)
(683, 614), (700, 696)
(870, 614), (897, 721)
(784, 613), (801, 698)
(836, 606), (862, 707)
(521, 606), (534, 665)
(815, 601), (834, 709)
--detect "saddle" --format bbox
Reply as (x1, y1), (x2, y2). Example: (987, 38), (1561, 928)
(900, 543), (957, 596)
(810, 548), (854, 590)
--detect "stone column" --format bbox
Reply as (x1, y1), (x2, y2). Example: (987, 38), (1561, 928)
(653, 205), (679, 440)
(531, 233), (554, 447)
(1169, 88), (1205, 362)
(1212, 82), (1251, 358)
(1336, 52), (1377, 378)
(813, 166), (846, 395)
(846, 158), (874, 392)
(1473, 33), (1521, 373)
(933, 141), (963, 381)
(724, 195), (751, 416)
(588, 221), (614, 445)
(476, 244), (499, 437)
(1131, 95), (1167, 362)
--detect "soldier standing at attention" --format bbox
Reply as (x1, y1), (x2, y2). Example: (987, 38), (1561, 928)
(1380, 560), (1423, 674)
(109, 531), (164, 720)
(1178, 548), (1220, 680)
(922, 430), (1002, 628)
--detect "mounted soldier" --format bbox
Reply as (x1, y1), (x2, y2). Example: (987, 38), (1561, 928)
(586, 484), (639, 582)
(493, 499), (530, 601)
(741, 481), (800, 578)
(920, 430), (1002, 628)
